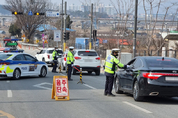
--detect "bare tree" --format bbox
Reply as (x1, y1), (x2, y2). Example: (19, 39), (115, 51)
(143, 0), (177, 55)
(4, 0), (50, 43)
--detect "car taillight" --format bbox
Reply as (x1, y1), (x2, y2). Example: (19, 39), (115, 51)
(48, 55), (50, 59)
(76, 65), (80, 67)
(96, 57), (100, 60)
(64, 57), (66, 61)
(97, 66), (100, 68)
(75, 56), (81, 60)
(85, 51), (90, 52)
(142, 72), (178, 80)
(0, 62), (10, 65)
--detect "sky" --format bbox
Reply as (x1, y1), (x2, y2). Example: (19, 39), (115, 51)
(1, 0), (177, 14)
(0, 0), (111, 5)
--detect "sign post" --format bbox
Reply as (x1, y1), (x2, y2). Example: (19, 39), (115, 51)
(51, 75), (70, 101)
(46, 11), (60, 17)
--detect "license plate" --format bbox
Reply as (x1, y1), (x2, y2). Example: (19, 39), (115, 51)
(165, 77), (178, 81)
(84, 59), (92, 62)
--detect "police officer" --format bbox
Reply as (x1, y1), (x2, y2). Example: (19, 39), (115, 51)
(67, 46), (74, 81)
(52, 47), (59, 73)
(104, 48), (129, 97)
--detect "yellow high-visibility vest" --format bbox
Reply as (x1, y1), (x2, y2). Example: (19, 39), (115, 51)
(67, 51), (74, 64)
(104, 55), (124, 74)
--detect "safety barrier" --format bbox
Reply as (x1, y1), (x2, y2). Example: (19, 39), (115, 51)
(21, 43), (39, 50)
(75, 68), (85, 84)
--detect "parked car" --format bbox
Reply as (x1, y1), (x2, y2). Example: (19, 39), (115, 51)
(114, 56), (178, 101)
(71, 49), (101, 75)
(0, 53), (48, 79)
(35, 48), (63, 66)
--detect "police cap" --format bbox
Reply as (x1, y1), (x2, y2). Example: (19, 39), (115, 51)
(69, 46), (74, 50)
(112, 48), (120, 53)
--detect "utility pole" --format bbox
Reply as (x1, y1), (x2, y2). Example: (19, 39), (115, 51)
(89, 3), (93, 50)
(63, 2), (67, 52)
(60, 0), (64, 50)
(133, 0), (138, 58)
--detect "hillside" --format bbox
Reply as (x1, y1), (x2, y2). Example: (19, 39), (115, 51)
(0, 5), (11, 15)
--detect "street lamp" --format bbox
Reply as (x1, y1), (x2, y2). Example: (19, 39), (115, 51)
(133, 0), (138, 58)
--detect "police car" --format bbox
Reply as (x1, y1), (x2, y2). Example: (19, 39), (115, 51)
(0, 53), (48, 79)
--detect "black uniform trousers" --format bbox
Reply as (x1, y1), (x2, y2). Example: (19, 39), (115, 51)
(52, 60), (57, 72)
(104, 75), (114, 95)
(67, 64), (72, 80)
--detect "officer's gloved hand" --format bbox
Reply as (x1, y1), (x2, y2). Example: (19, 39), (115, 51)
(71, 62), (73, 64)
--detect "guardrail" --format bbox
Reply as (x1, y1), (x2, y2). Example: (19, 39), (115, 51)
(21, 43), (39, 50)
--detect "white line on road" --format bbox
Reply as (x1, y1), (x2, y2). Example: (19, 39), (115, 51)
(6, 81), (10, 83)
(7, 90), (12, 98)
(123, 101), (152, 114)
(83, 84), (97, 89)
(33, 82), (52, 90)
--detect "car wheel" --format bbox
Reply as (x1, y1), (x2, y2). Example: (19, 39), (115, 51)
(13, 69), (21, 79)
(114, 76), (123, 94)
(95, 70), (100, 76)
(39, 66), (47, 77)
(88, 71), (92, 74)
(72, 68), (76, 75)
(133, 81), (143, 101)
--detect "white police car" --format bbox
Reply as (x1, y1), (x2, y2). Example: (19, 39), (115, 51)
(0, 53), (48, 79)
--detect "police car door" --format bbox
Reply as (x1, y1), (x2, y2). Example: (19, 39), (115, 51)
(12, 54), (29, 76)
(24, 54), (40, 75)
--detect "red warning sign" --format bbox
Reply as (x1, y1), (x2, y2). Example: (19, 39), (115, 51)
(55, 78), (68, 97)
(51, 76), (70, 101)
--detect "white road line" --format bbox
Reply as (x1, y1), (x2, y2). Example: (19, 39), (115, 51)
(33, 82), (52, 90)
(123, 101), (152, 114)
(83, 84), (97, 89)
(6, 81), (10, 83)
(7, 90), (12, 98)
(33, 85), (52, 90)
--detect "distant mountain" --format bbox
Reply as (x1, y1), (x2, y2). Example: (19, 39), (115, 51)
(0, 5), (11, 15)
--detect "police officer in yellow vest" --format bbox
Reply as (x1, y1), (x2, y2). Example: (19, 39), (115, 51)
(67, 46), (74, 81)
(104, 48), (129, 97)
(52, 47), (60, 73)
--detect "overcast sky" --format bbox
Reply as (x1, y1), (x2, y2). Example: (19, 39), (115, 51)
(0, 0), (111, 5)
(1, 0), (177, 14)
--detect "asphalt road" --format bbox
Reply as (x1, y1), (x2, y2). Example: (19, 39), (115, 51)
(1, 46), (178, 118)
(1, 67), (178, 118)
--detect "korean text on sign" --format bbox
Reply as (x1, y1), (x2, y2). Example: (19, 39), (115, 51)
(55, 78), (68, 97)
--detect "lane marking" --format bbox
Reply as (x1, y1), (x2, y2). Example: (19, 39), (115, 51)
(6, 81), (10, 83)
(83, 84), (97, 89)
(0, 110), (15, 118)
(123, 101), (152, 114)
(7, 90), (12, 98)
(33, 82), (52, 90)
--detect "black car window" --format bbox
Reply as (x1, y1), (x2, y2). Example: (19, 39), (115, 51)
(127, 59), (136, 65)
(133, 58), (142, 68)
(57, 50), (63, 54)
(39, 50), (45, 54)
(47, 50), (63, 54)
(24, 54), (36, 61)
(78, 51), (97, 56)
(47, 50), (54, 54)
(13, 54), (25, 61)
(146, 58), (178, 68)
